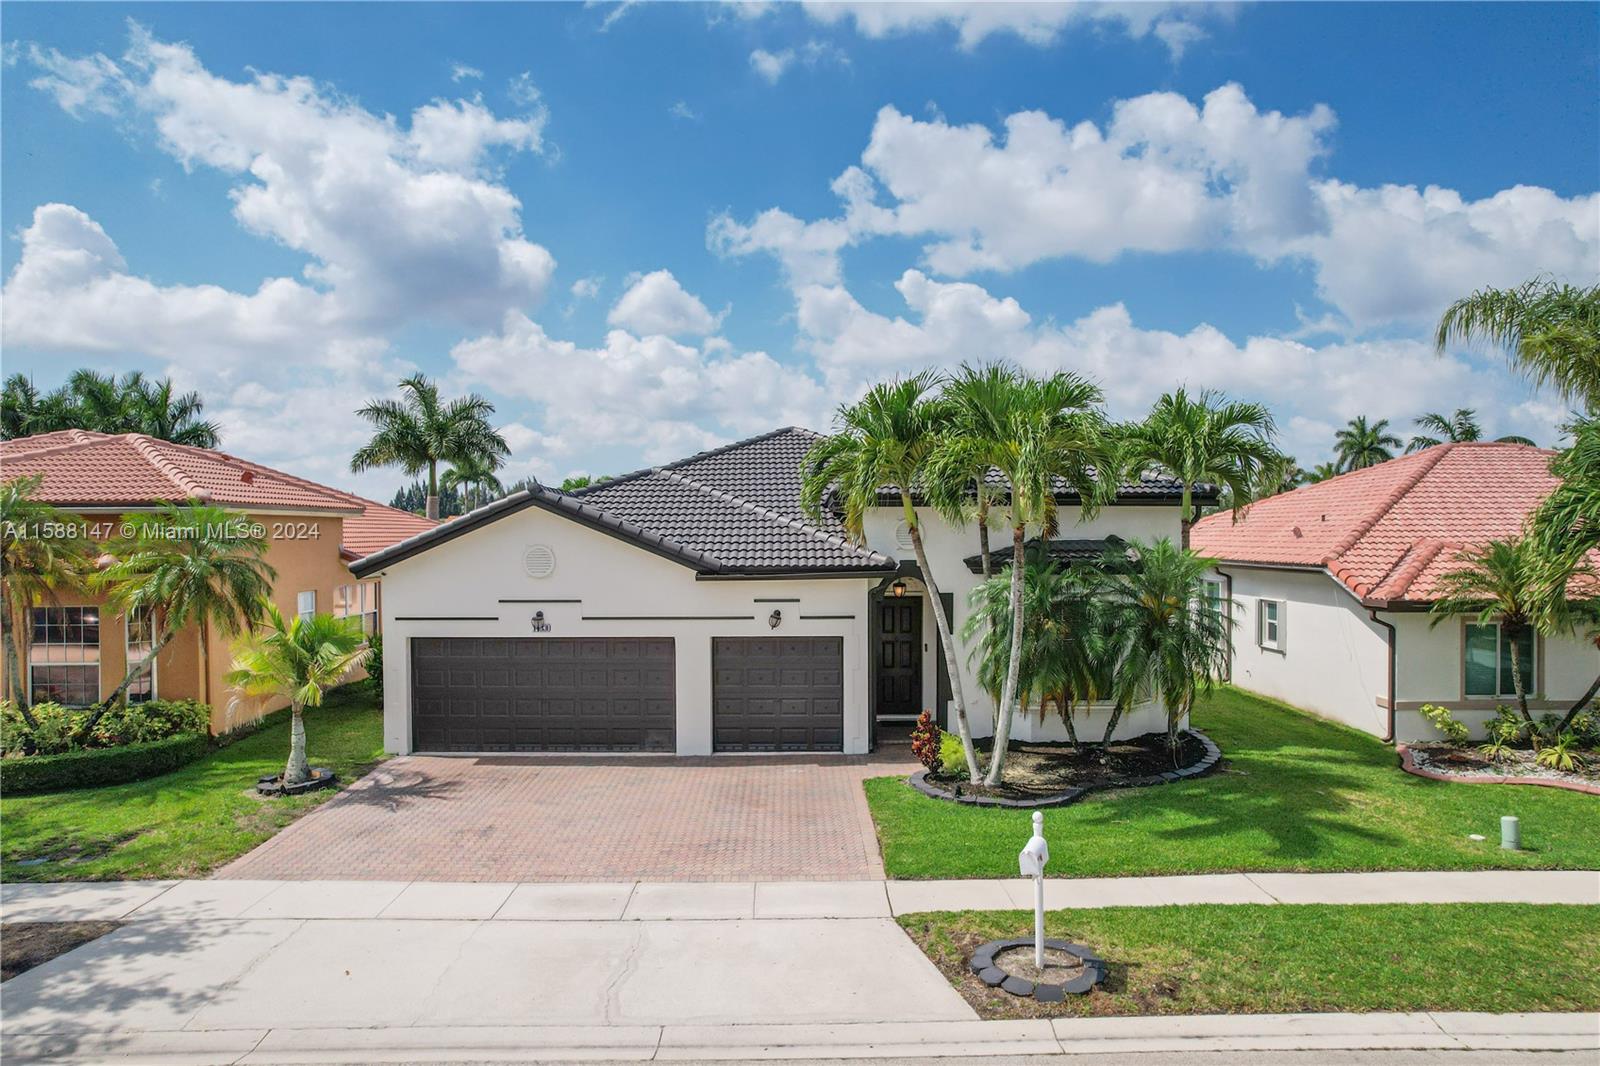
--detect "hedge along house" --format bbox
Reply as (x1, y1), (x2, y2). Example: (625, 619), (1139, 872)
(0, 430), (435, 732)
(1190, 442), (1599, 744)
(351, 427), (1208, 756)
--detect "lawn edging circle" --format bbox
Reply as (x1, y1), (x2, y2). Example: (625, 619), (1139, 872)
(908, 728), (1221, 808)
(968, 938), (1107, 1001)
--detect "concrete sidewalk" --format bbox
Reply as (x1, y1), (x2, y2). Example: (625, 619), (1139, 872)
(4, 1012), (1596, 1063)
(3, 869), (1596, 924)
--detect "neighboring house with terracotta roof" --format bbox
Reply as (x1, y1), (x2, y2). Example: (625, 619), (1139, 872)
(1190, 442), (1597, 743)
(351, 426), (1210, 756)
(1, 430), (435, 731)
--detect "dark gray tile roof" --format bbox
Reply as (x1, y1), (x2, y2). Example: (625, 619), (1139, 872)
(572, 427), (885, 573)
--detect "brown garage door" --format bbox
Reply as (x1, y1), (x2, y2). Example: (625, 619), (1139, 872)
(410, 637), (675, 752)
(712, 636), (843, 752)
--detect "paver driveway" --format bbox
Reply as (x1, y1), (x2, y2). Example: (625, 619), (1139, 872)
(217, 746), (917, 882)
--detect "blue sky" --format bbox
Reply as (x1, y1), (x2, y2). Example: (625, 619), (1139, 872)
(4, 2), (1597, 498)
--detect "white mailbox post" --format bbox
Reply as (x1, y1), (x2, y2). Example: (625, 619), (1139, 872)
(1017, 810), (1050, 968)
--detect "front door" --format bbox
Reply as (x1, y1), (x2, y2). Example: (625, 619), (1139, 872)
(875, 595), (923, 721)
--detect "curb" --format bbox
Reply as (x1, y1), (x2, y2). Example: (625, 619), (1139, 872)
(910, 729), (1221, 808)
(1397, 743), (1600, 795)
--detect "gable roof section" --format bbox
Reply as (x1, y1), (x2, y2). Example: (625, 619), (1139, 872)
(1189, 442), (1562, 605)
(1, 430), (435, 561)
(352, 428), (896, 578)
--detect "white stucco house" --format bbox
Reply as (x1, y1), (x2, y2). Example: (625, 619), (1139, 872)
(1190, 441), (1599, 744)
(350, 427), (1207, 756)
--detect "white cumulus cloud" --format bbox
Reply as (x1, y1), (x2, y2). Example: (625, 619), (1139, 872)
(607, 270), (721, 337)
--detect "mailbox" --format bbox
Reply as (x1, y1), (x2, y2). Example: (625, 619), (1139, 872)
(1018, 812), (1049, 878)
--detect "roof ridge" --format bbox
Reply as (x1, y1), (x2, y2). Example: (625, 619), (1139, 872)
(1320, 446), (1453, 570)
(126, 434), (213, 501)
(0, 428), (115, 460)
(1370, 536), (1458, 601)
(147, 434), (368, 512)
(570, 426), (821, 497)
(657, 467), (879, 560)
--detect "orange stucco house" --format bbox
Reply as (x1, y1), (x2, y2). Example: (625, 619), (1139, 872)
(1, 429), (434, 733)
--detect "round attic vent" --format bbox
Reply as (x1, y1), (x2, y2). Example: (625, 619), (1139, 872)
(524, 545), (556, 579)
(894, 522), (916, 551)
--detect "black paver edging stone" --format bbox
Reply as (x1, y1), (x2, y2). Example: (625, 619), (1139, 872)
(909, 729), (1220, 809)
(969, 938), (1108, 1001)
(257, 767), (338, 797)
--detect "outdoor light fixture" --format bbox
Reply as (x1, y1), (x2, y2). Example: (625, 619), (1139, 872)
(768, 609), (783, 629)
(890, 579), (908, 598)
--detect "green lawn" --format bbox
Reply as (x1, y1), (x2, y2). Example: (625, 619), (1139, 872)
(1, 683), (386, 882)
(868, 686), (1600, 879)
(901, 903), (1600, 1018)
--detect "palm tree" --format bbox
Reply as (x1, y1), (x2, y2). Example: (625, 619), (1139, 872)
(1334, 416), (1403, 471)
(800, 373), (981, 783)
(1099, 539), (1232, 754)
(1305, 461), (1343, 483)
(0, 476), (93, 726)
(1, 371), (222, 445)
(351, 374), (510, 520)
(1408, 409), (1482, 452)
(960, 372), (1115, 786)
(1119, 388), (1283, 544)
(227, 603), (369, 787)
(81, 503), (276, 739)
(127, 376), (221, 448)
(1436, 277), (1600, 409)
(933, 363), (1017, 578)
(1429, 537), (1550, 722)
(441, 454), (506, 511)
(1534, 416), (1600, 570)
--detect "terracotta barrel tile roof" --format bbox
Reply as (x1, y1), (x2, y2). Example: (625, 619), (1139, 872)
(1, 430), (435, 560)
(1190, 442), (1562, 605)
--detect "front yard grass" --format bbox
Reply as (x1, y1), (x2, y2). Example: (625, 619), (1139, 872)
(1, 682), (385, 882)
(867, 686), (1600, 878)
(901, 903), (1600, 1018)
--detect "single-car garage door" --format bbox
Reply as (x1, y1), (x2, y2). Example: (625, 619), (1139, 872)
(411, 637), (675, 752)
(712, 636), (843, 752)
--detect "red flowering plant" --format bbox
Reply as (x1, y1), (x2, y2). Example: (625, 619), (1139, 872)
(909, 710), (942, 770)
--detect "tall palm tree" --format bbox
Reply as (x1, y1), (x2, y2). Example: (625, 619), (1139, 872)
(1305, 461), (1342, 483)
(1094, 539), (1232, 755)
(128, 376), (222, 448)
(0, 371), (222, 446)
(227, 603), (369, 787)
(441, 453), (506, 511)
(1333, 416), (1403, 471)
(82, 503), (276, 739)
(800, 373), (981, 783)
(1436, 278), (1600, 410)
(1429, 537), (1550, 722)
(351, 375), (510, 520)
(0, 476), (93, 725)
(1119, 388), (1283, 544)
(1534, 416), (1600, 570)
(933, 363), (1017, 578)
(961, 372), (1115, 786)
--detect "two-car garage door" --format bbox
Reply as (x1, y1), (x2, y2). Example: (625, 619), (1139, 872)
(411, 637), (676, 752)
(410, 635), (843, 753)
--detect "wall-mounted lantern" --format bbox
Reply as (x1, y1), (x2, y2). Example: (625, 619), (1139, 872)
(890, 578), (908, 599)
(768, 609), (783, 629)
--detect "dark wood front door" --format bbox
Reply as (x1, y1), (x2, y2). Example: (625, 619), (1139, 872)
(876, 596), (923, 719)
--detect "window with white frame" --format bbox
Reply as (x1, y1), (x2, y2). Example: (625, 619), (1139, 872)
(297, 590), (316, 621)
(125, 606), (157, 704)
(1464, 621), (1536, 698)
(1258, 599), (1285, 651)
(1201, 578), (1226, 619)
(29, 606), (100, 706)
(334, 582), (380, 634)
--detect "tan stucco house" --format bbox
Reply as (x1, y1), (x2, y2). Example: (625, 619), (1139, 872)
(1, 429), (435, 732)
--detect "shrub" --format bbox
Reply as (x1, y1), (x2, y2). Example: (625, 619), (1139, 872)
(1535, 732), (1589, 772)
(909, 710), (941, 770)
(366, 631), (384, 697)
(1569, 710), (1599, 747)
(1, 697), (210, 756)
(0, 733), (208, 794)
(88, 699), (210, 747)
(1488, 705), (1532, 746)
(1419, 703), (1469, 745)
(938, 732), (968, 777)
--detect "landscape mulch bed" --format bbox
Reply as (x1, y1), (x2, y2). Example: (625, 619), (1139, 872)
(2, 921), (122, 982)
(928, 732), (1208, 801)
(904, 922), (1132, 1020)
(1409, 744), (1600, 784)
